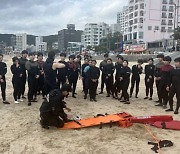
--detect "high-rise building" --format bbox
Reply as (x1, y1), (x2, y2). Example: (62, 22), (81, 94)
(110, 24), (122, 34)
(117, 6), (128, 33)
(82, 22), (110, 47)
(123, 0), (180, 44)
(15, 33), (27, 52)
(35, 36), (47, 52)
(58, 24), (83, 51)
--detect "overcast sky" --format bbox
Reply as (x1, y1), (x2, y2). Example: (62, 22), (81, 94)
(0, 0), (127, 36)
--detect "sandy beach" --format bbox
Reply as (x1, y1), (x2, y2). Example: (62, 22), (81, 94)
(0, 56), (179, 154)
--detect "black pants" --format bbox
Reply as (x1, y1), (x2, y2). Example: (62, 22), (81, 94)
(68, 75), (78, 96)
(122, 80), (130, 101)
(44, 80), (58, 96)
(84, 77), (89, 96)
(130, 76), (140, 97)
(58, 77), (66, 89)
(37, 76), (45, 97)
(28, 77), (38, 102)
(155, 80), (161, 102)
(159, 84), (169, 105)
(89, 80), (98, 100)
(168, 86), (180, 110)
(0, 81), (6, 101)
(21, 76), (26, 96)
(40, 112), (65, 128)
(82, 76), (86, 92)
(113, 79), (122, 97)
(145, 77), (154, 98)
(12, 80), (22, 101)
(100, 73), (105, 92)
(105, 76), (113, 95)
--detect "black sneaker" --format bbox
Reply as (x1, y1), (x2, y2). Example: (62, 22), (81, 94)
(22, 96), (26, 99)
(135, 96), (138, 98)
(72, 95), (76, 98)
(165, 108), (173, 112)
(155, 103), (163, 106)
(84, 95), (87, 99)
(31, 99), (37, 102)
(154, 100), (160, 103)
(93, 99), (97, 102)
(120, 100), (126, 102)
(99, 92), (103, 94)
(174, 110), (179, 114)
(163, 105), (167, 109)
(144, 97), (148, 99)
(124, 101), (130, 104)
(28, 102), (31, 106)
(149, 98), (152, 100)
(106, 95), (110, 97)
(3, 101), (10, 104)
(90, 99), (93, 102)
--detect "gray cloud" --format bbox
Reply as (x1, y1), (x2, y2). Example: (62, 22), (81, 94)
(0, 0), (127, 35)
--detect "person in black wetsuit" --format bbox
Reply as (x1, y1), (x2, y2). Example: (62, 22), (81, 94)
(166, 57), (180, 114)
(99, 53), (109, 94)
(36, 52), (45, 98)
(43, 51), (65, 96)
(113, 55), (124, 99)
(25, 52), (40, 106)
(155, 56), (174, 108)
(103, 58), (115, 97)
(87, 60), (100, 102)
(120, 60), (131, 104)
(130, 59), (143, 98)
(40, 84), (72, 129)
(11, 57), (23, 104)
(82, 58), (89, 93)
(154, 54), (164, 103)
(19, 50), (28, 99)
(67, 55), (79, 98)
(144, 58), (155, 100)
(57, 53), (68, 88)
(0, 54), (10, 104)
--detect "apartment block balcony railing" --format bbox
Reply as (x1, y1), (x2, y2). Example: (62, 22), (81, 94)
(161, 22), (167, 25)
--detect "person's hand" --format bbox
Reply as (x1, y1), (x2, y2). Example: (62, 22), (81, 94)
(166, 86), (170, 91)
(0, 75), (2, 79)
(79, 76), (82, 80)
(36, 75), (39, 79)
(40, 70), (44, 75)
(16, 63), (19, 67)
(138, 65), (141, 69)
(108, 74), (111, 77)
(106, 76), (108, 79)
(56, 78), (58, 83)
(147, 79), (150, 82)
(120, 77), (123, 81)
(20, 74), (23, 77)
(149, 76), (152, 79)
(0, 79), (4, 83)
(92, 79), (97, 82)
(66, 107), (71, 112)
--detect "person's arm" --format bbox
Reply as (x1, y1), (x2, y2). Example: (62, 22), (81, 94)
(1, 63), (7, 76)
(52, 63), (65, 70)
(11, 65), (19, 75)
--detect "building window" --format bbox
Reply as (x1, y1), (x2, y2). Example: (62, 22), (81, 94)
(168, 20), (173, 25)
(162, 0), (167, 4)
(139, 32), (144, 39)
(148, 26), (152, 30)
(168, 27), (173, 32)
(140, 3), (144, 9)
(139, 18), (144, 23)
(162, 5), (167, 11)
(134, 11), (138, 17)
(135, 4), (138, 10)
(169, 6), (174, 12)
(140, 11), (144, 16)
(161, 27), (166, 32)
(155, 26), (159, 30)
(161, 19), (166, 25)
(162, 12), (167, 18)
(169, 0), (174, 4)
(168, 13), (173, 18)
(134, 18), (138, 24)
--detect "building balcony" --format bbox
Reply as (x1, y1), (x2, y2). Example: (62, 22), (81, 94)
(161, 22), (167, 25)
(162, 0), (168, 4)
(168, 16), (173, 19)
(161, 16), (167, 18)
(168, 23), (173, 25)
(169, 9), (174, 12)
(162, 8), (167, 11)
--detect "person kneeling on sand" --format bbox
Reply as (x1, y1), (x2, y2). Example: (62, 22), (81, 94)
(40, 84), (72, 129)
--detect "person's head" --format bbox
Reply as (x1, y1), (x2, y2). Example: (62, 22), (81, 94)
(104, 53), (109, 60)
(12, 57), (19, 64)
(91, 59), (97, 66)
(0, 54), (3, 62)
(21, 50), (28, 58)
(29, 52), (36, 61)
(76, 55), (81, 62)
(60, 53), (66, 61)
(137, 59), (143, 65)
(157, 54), (164, 62)
(107, 58), (112, 64)
(89, 60), (92, 66)
(148, 58), (154, 65)
(84, 58), (89, 64)
(123, 60), (128, 67)
(37, 52), (43, 61)
(88, 55), (92, 61)
(61, 83), (72, 98)
(163, 56), (171, 65)
(174, 57), (180, 68)
(116, 55), (124, 63)
(48, 51), (55, 61)
(69, 55), (75, 62)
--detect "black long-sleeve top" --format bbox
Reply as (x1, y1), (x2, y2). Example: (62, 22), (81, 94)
(99, 60), (107, 73)
(131, 65), (143, 78)
(0, 62), (7, 80)
(115, 62), (123, 79)
(120, 66), (131, 81)
(25, 60), (40, 78)
(87, 66), (100, 80)
(11, 64), (23, 81)
(19, 57), (28, 76)
(67, 62), (78, 77)
(154, 62), (164, 77)
(170, 67), (180, 87)
(57, 61), (68, 80)
(145, 64), (155, 79)
(160, 64), (174, 86)
(103, 63), (115, 78)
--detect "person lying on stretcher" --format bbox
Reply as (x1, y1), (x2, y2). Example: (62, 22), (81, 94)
(40, 84), (72, 129)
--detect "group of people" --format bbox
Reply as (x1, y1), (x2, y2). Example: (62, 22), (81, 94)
(0, 50), (179, 116)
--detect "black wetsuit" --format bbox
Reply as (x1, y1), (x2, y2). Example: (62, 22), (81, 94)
(99, 60), (107, 93)
(0, 61), (7, 101)
(11, 64), (23, 101)
(25, 60), (40, 102)
(57, 60), (68, 88)
(87, 66), (100, 100)
(168, 67), (180, 112)
(43, 58), (58, 95)
(120, 66), (131, 101)
(82, 63), (89, 93)
(19, 57), (28, 96)
(103, 63), (115, 96)
(130, 65), (143, 97)
(40, 90), (68, 128)
(144, 64), (155, 98)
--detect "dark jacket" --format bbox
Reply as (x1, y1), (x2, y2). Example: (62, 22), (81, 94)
(11, 64), (23, 82)
(131, 65), (143, 78)
(99, 60), (107, 73)
(103, 63), (115, 78)
(25, 60), (40, 78)
(57, 61), (68, 80)
(155, 62), (164, 77)
(0, 61), (7, 80)
(145, 64), (155, 79)
(19, 57), (28, 76)
(170, 67), (180, 87)
(120, 66), (131, 81)
(87, 66), (100, 80)
(115, 62), (123, 79)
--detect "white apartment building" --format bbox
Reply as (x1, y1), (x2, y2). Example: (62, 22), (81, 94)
(83, 22), (110, 47)
(15, 33), (27, 52)
(117, 6), (128, 33)
(35, 36), (47, 52)
(123, 0), (179, 44)
(110, 24), (122, 34)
